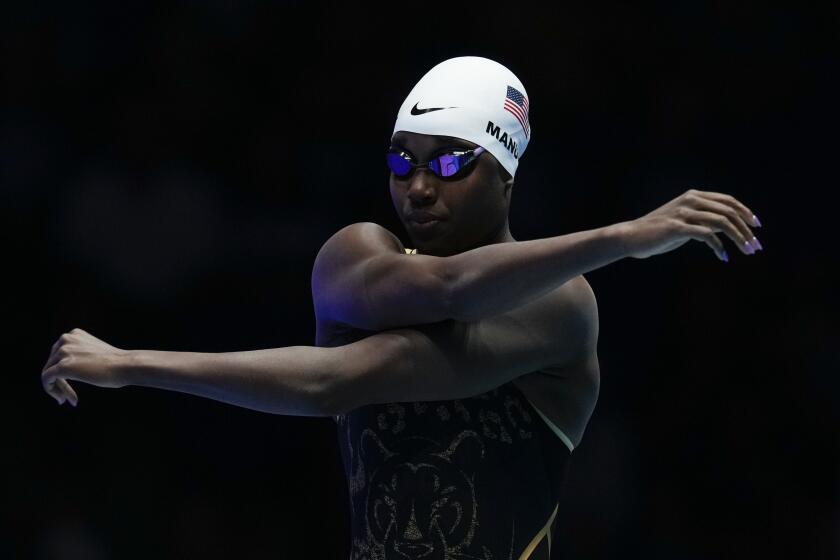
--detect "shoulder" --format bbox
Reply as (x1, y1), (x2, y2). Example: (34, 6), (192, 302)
(312, 222), (404, 273)
(318, 222), (403, 255)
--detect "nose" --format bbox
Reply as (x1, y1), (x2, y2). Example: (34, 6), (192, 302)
(407, 168), (439, 204)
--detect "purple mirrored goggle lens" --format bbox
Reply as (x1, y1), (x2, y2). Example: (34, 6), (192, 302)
(386, 147), (486, 178)
(386, 152), (413, 176)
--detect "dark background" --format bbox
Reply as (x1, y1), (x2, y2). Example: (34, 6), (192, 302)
(4, 1), (837, 558)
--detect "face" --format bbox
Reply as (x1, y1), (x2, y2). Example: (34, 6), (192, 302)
(389, 131), (513, 256)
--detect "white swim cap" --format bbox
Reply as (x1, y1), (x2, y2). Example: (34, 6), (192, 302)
(392, 56), (532, 179)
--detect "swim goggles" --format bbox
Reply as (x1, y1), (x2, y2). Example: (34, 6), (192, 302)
(386, 146), (486, 180)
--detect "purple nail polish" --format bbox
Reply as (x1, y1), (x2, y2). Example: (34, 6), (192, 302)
(721, 250), (728, 262)
(744, 240), (755, 254)
(752, 236), (763, 251)
(752, 214), (762, 227)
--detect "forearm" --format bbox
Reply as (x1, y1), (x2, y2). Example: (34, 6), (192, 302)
(121, 346), (344, 417)
(446, 222), (629, 321)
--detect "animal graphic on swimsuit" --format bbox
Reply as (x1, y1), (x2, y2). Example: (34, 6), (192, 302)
(355, 428), (496, 559)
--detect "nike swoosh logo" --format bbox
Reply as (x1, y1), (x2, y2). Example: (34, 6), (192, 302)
(411, 102), (457, 115)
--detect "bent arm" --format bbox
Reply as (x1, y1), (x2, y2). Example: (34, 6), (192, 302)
(314, 221), (627, 332)
(329, 278), (601, 416)
(47, 277), (596, 418)
(120, 346), (346, 417)
(110, 282), (595, 423)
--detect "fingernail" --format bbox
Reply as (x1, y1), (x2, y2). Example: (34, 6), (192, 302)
(751, 236), (763, 251)
(751, 214), (762, 227)
(721, 250), (728, 262)
(744, 240), (755, 254)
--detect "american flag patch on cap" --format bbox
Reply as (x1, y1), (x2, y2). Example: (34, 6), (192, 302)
(504, 85), (530, 138)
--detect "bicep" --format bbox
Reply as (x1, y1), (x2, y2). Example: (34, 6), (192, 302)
(311, 222), (454, 331)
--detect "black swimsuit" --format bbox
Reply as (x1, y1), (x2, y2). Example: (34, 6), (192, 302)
(334, 248), (574, 560)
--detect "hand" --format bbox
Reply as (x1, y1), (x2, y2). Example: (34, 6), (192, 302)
(41, 328), (130, 406)
(621, 188), (763, 261)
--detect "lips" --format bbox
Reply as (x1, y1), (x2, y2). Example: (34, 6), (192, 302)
(407, 211), (443, 223)
(408, 218), (442, 234)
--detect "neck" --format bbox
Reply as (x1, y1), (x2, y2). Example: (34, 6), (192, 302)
(479, 219), (516, 246)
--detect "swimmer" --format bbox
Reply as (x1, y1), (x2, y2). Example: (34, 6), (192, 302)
(41, 56), (763, 559)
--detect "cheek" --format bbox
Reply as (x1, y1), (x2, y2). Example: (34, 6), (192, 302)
(459, 193), (496, 224)
(389, 179), (403, 204)
(458, 172), (503, 219)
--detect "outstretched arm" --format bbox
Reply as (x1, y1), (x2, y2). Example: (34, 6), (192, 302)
(41, 328), (345, 417)
(42, 275), (598, 449)
(313, 189), (762, 330)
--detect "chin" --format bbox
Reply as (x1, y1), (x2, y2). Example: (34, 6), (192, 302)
(407, 236), (428, 248)
(404, 221), (455, 253)
(405, 235), (433, 251)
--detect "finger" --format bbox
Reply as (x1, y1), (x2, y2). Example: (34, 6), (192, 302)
(682, 208), (755, 255)
(42, 362), (68, 392)
(45, 333), (72, 371)
(681, 223), (728, 261)
(50, 332), (73, 355)
(50, 336), (63, 355)
(692, 190), (762, 228)
(56, 378), (78, 407)
(44, 340), (61, 370)
(42, 348), (63, 373)
(42, 341), (75, 374)
(43, 370), (74, 406)
(688, 197), (762, 252)
(44, 378), (64, 404)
